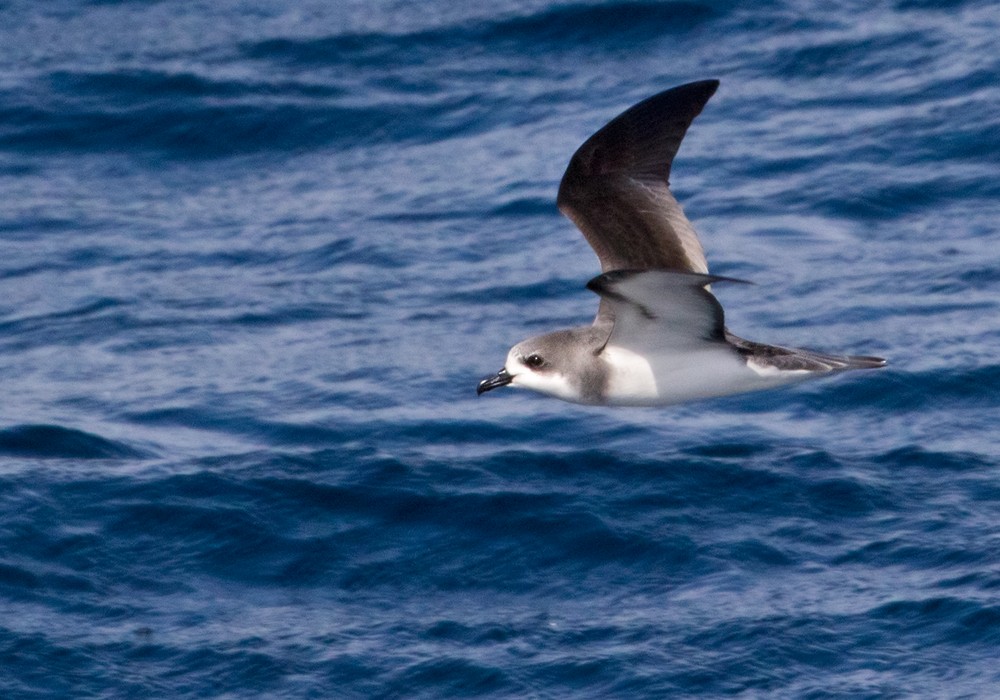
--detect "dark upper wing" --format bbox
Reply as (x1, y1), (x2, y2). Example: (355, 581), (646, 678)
(557, 80), (719, 278)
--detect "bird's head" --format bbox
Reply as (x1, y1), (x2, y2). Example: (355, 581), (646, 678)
(477, 330), (602, 403)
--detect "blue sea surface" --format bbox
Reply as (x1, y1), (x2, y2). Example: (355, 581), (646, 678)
(1, 0), (999, 697)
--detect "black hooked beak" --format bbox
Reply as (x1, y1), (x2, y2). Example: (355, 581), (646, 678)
(477, 367), (513, 396)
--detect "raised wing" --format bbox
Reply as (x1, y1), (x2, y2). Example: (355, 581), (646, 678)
(586, 269), (746, 355)
(557, 80), (719, 277)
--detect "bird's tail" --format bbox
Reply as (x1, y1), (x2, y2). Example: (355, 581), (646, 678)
(790, 348), (887, 372)
(725, 331), (886, 373)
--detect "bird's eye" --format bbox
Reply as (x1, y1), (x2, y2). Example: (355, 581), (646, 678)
(524, 353), (545, 369)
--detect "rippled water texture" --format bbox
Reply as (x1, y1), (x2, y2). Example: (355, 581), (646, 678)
(1, 0), (998, 697)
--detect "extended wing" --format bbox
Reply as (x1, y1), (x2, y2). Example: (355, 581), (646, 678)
(557, 79), (719, 279)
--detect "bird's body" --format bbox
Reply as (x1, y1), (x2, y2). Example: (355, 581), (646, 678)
(497, 328), (780, 407)
(477, 80), (885, 406)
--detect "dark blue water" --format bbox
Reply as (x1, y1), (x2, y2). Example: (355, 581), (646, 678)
(2, 1), (999, 697)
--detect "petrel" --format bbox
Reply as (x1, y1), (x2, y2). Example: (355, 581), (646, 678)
(477, 80), (885, 406)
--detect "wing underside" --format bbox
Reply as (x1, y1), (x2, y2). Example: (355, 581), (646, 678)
(586, 269), (740, 356)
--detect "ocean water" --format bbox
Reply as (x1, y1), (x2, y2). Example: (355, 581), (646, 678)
(1, 0), (999, 697)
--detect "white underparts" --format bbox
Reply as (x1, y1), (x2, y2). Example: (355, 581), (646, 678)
(600, 343), (814, 406)
(600, 345), (659, 402)
(746, 357), (812, 377)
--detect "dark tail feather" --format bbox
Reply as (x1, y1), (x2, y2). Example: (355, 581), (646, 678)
(725, 331), (887, 373)
(795, 349), (887, 372)
(836, 353), (887, 370)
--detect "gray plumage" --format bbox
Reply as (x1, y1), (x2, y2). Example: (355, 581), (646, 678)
(477, 80), (886, 407)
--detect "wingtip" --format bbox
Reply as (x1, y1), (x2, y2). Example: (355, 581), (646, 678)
(671, 78), (721, 101)
(586, 269), (632, 292)
(586, 269), (751, 295)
